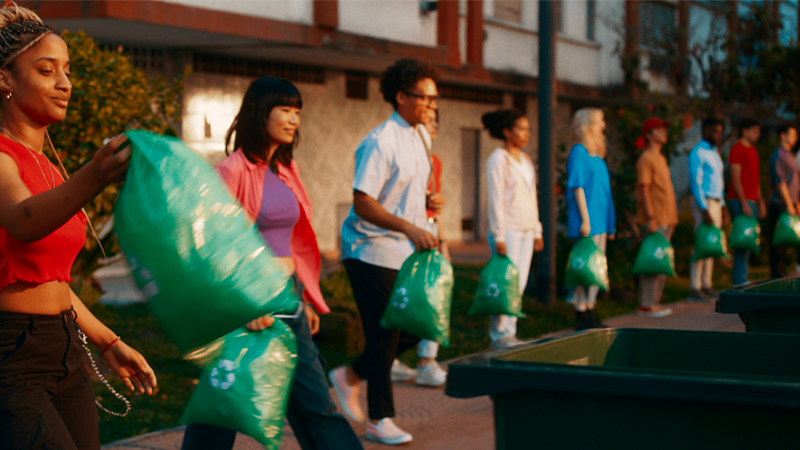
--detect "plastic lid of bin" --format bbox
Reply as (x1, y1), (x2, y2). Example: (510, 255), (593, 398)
(717, 277), (800, 313)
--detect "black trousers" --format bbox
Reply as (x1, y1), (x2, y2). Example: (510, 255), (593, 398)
(765, 203), (798, 278)
(343, 259), (420, 420)
(0, 309), (100, 450)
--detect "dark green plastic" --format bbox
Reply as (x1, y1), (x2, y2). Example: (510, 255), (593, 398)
(717, 277), (800, 334)
(630, 230), (675, 277)
(380, 250), (454, 346)
(729, 214), (761, 254)
(692, 222), (730, 261)
(564, 237), (609, 291)
(772, 213), (800, 246)
(468, 255), (525, 318)
(445, 328), (800, 450)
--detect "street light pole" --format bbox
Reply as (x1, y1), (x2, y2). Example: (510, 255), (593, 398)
(537, 0), (557, 305)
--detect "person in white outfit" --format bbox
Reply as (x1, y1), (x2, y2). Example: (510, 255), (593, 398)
(481, 109), (543, 349)
(390, 108), (448, 387)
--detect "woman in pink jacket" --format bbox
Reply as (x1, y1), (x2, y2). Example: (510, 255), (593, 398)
(181, 77), (362, 450)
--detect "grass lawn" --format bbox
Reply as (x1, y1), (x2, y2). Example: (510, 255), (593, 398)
(89, 259), (766, 444)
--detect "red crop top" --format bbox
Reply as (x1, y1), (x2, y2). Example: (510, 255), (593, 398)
(0, 137), (86, 289)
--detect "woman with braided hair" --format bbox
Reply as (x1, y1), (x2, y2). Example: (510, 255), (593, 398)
(0, 4), (156, 448)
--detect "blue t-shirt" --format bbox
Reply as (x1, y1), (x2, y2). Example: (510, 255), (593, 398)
(565, 144), (616, 238)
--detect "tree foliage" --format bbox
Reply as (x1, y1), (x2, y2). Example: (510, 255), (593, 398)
(47, 31), (190, 274)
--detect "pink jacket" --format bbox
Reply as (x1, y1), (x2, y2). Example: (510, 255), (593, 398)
(215, 150), (330, 314)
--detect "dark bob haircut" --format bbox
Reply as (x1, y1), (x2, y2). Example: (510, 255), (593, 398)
(481, 109), (525, 140)
(379, 58), (438, 109)
(777, 123), (797, 137)
(225, 77), (302, 171)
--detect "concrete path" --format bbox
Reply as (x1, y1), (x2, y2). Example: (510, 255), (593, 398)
(103, 300), (744, 450)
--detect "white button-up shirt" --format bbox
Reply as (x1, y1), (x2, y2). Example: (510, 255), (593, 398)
(340, 111), (432, 270)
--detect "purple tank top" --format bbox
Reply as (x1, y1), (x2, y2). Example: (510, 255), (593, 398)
(256, 169), (299, 257)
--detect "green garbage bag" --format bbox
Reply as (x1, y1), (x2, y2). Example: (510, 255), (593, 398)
(380, 250), (454, 347)
(468, 255), (525, 318)
(772, 213), (800, 246)
(691, 223), (730, 261)
(114, 130), (299, 354)
(181, 321), (297, 450)
(729, 215), (761, 254)
(564, 237), (609, 291)
(631, 231), (676, 277)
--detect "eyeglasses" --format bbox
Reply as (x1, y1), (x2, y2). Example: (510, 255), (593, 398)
(403, 91), (439, 104)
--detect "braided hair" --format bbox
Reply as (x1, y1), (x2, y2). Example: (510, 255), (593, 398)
(0, 3), (53, 70)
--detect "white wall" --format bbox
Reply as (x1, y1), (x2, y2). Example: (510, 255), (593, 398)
(338, 0), (438, 46)
(163, 0), (314, 24)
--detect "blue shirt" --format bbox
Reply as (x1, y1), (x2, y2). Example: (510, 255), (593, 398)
(565, 144), (615, 238)
(688, 139), (725, 210)
(340, 111), (431, 270)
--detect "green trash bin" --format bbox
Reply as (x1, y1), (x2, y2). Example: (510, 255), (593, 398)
(445, 328), (800, 450)
(717, 277), (800, 334)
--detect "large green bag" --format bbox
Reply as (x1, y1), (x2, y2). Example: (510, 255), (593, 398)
(380, 250), (454, 347)
(692, 223), (730, 261)
(631, 231), (676, 277)
(181, 321), (297, 450)
(468, 255), (525, 318)
(729, 215), (761, 254)
(114, 130), (299, 354)
(772, 213), (800, 246)
(564, 237), (609, 291)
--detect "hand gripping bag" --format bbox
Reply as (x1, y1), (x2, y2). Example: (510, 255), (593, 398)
(114, 130), (299, 354)
(729, 215), (761, 254)
(468, 255), (525, 318)
(630, 231), (676, 277)
(691, 223), (730, 261)
(772, 213), (800, 246)
(380, 250), (454, 347)
(181, 320), (297, 450)
(564, 237), (609, 291)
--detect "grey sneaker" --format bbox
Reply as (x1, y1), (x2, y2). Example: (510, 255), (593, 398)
(636, 306), (673, 318)
(365, 418), (413, 445)
(415, 361), (447, 387)
(687, 289), (712, 302)
(702, 287), (719, 299)
(491, 336), (525, 349)
(390, 359), (418, 383)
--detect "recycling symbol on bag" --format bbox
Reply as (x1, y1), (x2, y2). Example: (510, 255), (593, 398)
(486, 282), (500, 298)
(393, 287), (410, 309)
(654, 248), (664, 259)
(209, 359), (236, 390)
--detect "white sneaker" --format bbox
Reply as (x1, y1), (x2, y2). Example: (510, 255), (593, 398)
(491, 336), (525, 349)
(390, 359), (418, 382)
(415, 361), (447, 387)
(365, 418), (413, 445)
(328, 367), (365, 423)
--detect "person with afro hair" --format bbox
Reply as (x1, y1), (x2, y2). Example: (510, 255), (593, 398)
(330, 59), (442, 446)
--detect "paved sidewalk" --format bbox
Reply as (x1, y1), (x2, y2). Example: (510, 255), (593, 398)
(103, 294), (744, 450)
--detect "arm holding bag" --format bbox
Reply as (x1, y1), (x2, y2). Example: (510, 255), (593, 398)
(564, 237), (610, 291)
(380, 250), (454, 347)
(114, 130), (299, 354)
(180, 321), (297, 450)
(729, 215), (761, 254)
(772, 213), (800, 246)
(630, 231), (676, 277)
(691, 223), (730, 261)
(468, 254), (525, 317)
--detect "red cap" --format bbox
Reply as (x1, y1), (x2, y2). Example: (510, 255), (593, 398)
(642, 117), (670, 135)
